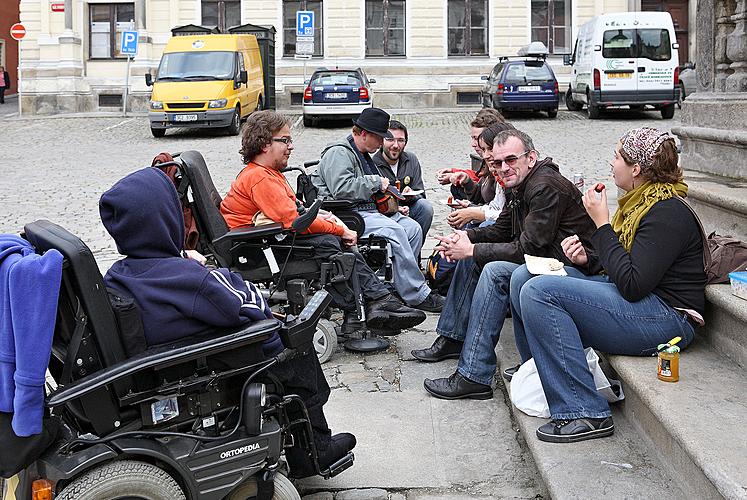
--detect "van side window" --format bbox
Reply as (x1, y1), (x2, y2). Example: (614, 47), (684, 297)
(637, 29), (671, 61)
(603, 29), (636, 58)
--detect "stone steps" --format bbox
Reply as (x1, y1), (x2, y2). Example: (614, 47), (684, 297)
(702, 284), (747, 368)
(495, 322), (687, 500)
(684, 169), (747, 242)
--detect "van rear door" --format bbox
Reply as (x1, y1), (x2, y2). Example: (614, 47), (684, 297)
(600, 28), (637, 96)
(635, 27), (677, 96)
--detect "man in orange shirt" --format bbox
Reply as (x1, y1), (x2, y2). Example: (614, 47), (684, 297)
(221, 110), (425, 331)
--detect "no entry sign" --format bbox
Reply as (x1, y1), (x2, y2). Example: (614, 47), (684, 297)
(10, 23), (26, 41)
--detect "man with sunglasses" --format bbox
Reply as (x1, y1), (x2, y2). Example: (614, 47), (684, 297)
(412, 129), (601, 400)
(372, 120), (433, 240)
(221, 110), (426, 333)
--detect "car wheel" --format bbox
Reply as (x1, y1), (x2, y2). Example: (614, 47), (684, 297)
(547, 108), (558, 118)
(303, 116), (313, 127)
(226, 106), (241, 135)
(586, 91), (600, 120)
(150, 127), (166, 138)
(661, 103), (675, 119)
(56, 460), (185, 500)
(678, 82), (686, 108)
(565, 88), (583, 111)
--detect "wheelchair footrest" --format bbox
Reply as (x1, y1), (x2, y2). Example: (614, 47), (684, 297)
(321, 452), (355, 479)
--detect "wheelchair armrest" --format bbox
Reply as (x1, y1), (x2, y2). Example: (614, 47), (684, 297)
(213, 223), (285, 245)
(321, 200), (356, 211)
(46, 319), (282, 408)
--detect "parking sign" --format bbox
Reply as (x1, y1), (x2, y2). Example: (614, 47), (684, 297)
(121, 30), (138, 55)
(296, 11), (314, 37)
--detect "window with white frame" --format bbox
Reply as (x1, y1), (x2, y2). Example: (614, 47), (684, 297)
(447, 0), (488, 56)
(201, 0), (241, 32)
(89, 3), (135, 59)
(531, 0), (571, 54)
(283, 0), (323, 57)
(365, 0), (405, 57)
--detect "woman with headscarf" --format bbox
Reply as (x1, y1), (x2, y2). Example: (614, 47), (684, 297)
(508, 127), (706, 443)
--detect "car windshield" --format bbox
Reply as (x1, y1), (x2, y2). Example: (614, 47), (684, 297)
(603, 29), (671, 60)
(157, 51), (235, 81)
(503, 63), (553, 83)
(311, 72), (362, 86)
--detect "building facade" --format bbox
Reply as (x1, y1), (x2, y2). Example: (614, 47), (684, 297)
(17, 0), (695, 114)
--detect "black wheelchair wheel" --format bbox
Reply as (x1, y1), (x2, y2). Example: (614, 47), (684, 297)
(56, 460), (185, 500)
(227, 473), (301, 500)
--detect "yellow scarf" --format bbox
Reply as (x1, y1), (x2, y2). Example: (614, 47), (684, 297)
(611, 180), (688, 252)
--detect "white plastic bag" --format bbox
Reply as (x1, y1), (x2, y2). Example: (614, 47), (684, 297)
(509, 348), (624, 418)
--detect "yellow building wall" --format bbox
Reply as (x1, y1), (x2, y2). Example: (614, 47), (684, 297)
(408, 0), (446, 57)
(325, 0), (363, 57)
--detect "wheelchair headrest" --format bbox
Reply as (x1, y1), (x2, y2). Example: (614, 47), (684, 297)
(23, 220), (127, 367)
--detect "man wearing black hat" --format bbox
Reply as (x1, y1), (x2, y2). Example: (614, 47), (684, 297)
(311, 108), (444, 312)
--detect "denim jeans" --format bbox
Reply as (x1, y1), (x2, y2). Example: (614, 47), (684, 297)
(407, 198), (434, 242)
(511, 266), (696, 420)
(436, 258), (520, 386)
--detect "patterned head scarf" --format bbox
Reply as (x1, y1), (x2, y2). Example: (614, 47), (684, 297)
(619, 127), (672, 171)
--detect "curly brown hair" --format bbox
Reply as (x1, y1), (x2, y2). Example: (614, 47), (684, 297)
(470, 108), (505, 129)
(619, 138), (682, 184)
(239, 110), (290, 164)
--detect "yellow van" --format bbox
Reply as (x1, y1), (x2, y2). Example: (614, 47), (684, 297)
(146, 34), (264, 137)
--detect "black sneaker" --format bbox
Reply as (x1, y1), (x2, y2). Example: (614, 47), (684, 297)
(536, 417), (614, 443)
(414, 291), (445, 313)
(501, 364), (520, 382)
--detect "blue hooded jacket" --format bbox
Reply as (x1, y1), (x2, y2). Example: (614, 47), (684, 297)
(100, 168), (281, 354)
(0, 234), (62, 436)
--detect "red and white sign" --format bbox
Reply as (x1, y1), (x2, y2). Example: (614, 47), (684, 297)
(51, 3), (65, 12)
(10, 23), (26, 41)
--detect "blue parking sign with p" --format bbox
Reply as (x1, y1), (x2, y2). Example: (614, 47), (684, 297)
(296, 11), (314, 37)
(121, 30), (138, 55)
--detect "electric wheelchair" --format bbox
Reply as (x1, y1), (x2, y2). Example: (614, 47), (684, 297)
(166, 151), (396, 357)
(6, 215), (352, 500)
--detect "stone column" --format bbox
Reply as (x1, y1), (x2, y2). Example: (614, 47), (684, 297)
(673, 0), (747, 179)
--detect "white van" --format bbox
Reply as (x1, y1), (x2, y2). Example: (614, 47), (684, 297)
(564, 12), (680, 119)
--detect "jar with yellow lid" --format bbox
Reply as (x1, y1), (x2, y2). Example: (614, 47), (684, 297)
(657, 345), (680, 382)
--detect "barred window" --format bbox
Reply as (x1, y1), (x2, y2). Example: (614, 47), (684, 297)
(531, 0), (571, 54)
(365, 0), (406, 57)
(201, 0), (241, 32)
(283, 0), (324, 57)
(89, 3), (135, 59)
(447, 0), (488, 56)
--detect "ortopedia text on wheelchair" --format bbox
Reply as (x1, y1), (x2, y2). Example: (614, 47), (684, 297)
(1, 172), (358, 499)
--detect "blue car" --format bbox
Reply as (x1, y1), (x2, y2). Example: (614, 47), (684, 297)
(302, 68), (375, 127)
(481, 46), (560, 118)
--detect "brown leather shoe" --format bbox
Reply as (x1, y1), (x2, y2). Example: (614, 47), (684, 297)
(411, 335), (463, 362)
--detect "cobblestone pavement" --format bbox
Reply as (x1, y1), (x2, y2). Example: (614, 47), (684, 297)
(0, 108), (680, 499)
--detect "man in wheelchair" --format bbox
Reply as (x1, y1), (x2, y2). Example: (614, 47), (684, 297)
(220, 110), (425, 333)
(100, 167), (356, 480)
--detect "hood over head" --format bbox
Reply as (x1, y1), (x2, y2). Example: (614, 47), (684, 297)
(100, 167), (184, 258)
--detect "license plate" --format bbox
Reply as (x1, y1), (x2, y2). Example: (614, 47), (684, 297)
(173, 114), (198, 122)
(518, 86), (541, 92)
(608, 73), (632, 79)
(325, 93), (347, 99)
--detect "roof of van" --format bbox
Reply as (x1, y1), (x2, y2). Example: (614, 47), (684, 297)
(582, 11), (674, 29)
(163, 34), (258, 53)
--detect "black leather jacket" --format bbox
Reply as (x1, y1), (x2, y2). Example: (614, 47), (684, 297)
(465, 157), (602, 275)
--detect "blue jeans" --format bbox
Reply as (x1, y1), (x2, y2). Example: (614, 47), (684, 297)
(436, 258), (520, 386)
(511, 265), (696, 420)
(407, 198), (434, 242)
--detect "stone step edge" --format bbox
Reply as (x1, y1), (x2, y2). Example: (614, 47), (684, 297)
(684, 171), (747, 218)
(605, 347), (747, 500)
(494, 336), (684, 500)
(707, 284), (747, 325)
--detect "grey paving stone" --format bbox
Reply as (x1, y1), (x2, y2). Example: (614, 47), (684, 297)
(335, 488), (388, 500)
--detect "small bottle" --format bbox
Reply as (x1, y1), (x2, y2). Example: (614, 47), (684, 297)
(657, 345), (680, 382)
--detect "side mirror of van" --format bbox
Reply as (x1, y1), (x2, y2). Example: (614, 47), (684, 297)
(563, 54), (572, 66)
(239, 70), (248, 84)
(480, 75), (489, 80)
(145, 73), (153, 87)
(368, 78), (376, 84)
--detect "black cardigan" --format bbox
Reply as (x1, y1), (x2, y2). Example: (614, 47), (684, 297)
(591, 198), (706, 314)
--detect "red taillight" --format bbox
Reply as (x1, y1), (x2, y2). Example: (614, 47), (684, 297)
(674, 66), (680, 87)
(303, 86), (312, 102)
(593, 69), (601, 90)
(496, 84), (504, 95)
(359, 87), (370, 100)
(553, 81), (559, 94)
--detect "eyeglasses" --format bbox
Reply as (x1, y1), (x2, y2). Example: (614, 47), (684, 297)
(272, 137), (293, 145)
(384, 138), (407, 145)
(494, 150), (530, 167)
